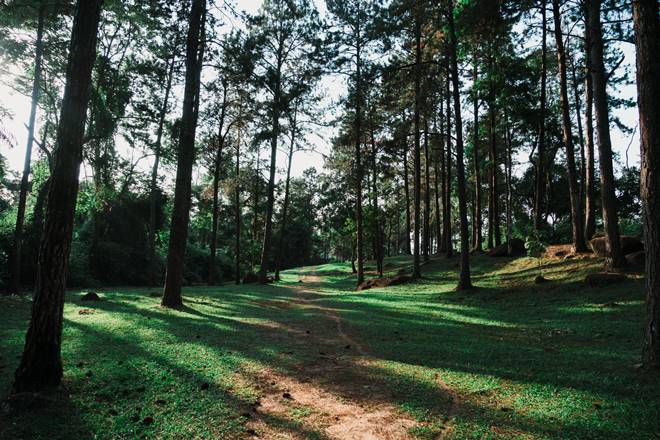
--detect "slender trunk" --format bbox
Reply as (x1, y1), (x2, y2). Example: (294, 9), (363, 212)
(505, 124), (513, 256)
(10, 3), (45, 294)
(433, 140), (442, 255)
(552, 0), (587, 252)
(633, 0), (660, 370)
(448, 0), (471, 290)
(235, 136), (241, 284)
(472, 52), (483, 252)
(534, 0), (548, 230)
(13, 0), (103, 392)
(403, 139), (412, 255)
(370, 125), (383, 276)
(584, 15), (597, 240)
(258, 50), (283, 284)
(148, 51), (176, 286)
(412, 15), (422, 278)
(489, 101), (501, 247)
(444, 65), (453, 257)
(209, 85), (228, 284)
(162, 0), (206, 307)
(588, 0), (625, 268)
(275, 106), (298, 280)
(570, 51), (586, 231)
(423, 119), (431, 263)
(355, 14), (365, 287)
(252, 152), (260, 245)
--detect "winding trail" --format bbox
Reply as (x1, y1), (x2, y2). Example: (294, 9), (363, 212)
(245, 268), (459, 440)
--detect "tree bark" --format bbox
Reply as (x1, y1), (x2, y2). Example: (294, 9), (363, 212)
(632, 0), (660, 370)
(488, 102), (500, 248)
(551, 0), (588, 252)
(402, 137), (412, 255)
(472, 51), (483, 252)
(354, 11), (365, 287)
(275, 106), (298, 280)
(447, 0), (471, 290)
(534, 0), (548, 231)
(209, 85), (228, 284)
(10, 2), (45, 294)
(412, 13), (422, 278)
(235, 133), (241, 284)
(148, 51), (176, 287)
(588, 0), (625, 268)
(162, 0), (206, 307)
(423, 118), (431, 263)
(13, 0), (103, 392)
(583, 14), (597, 240)
(505, 124), (513, 256)
(370, 125), (383, 276)
(444, 64), (453, 257)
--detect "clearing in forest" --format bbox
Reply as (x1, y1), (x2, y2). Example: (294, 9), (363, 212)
(1, 254), (659, 439)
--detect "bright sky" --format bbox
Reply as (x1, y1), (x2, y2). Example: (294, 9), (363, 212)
(0, 0), (641, 185)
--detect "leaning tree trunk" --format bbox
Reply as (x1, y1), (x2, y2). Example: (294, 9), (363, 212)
(448, 0), (471, 290)
(551, 0), (588, 252)
(10, 3), (45, 294)
(632, 0), (660, 370)
(534, 0), (548, 231)
(162, 0), (206, 307)
(13, 0), (103, 393)
(588, 0), (625, 268)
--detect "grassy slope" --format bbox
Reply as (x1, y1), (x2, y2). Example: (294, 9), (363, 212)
(1, 254), (659, 439)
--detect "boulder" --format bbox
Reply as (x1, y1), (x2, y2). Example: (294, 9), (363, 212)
(488, 238), (526, 257)
(81, 291), (101, 301)
(584, 272), (628, 287)
(589, 235), (643, 257)
(625, 250), (645, 267)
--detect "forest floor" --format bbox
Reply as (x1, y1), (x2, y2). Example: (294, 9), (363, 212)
(1, 253), (660, 439)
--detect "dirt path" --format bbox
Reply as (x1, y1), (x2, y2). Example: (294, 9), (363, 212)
(244, 268), (459, 440)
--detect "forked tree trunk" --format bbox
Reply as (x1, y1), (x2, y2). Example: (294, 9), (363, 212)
(551, 0), (588, 252)
(10, 3), (45, 294)
(13, 0), (103, 393)
(162, 0), (206, 307)
(632, 0), (660, 370)
(447, 0), (471, 290)
(588, 0), (625, 268)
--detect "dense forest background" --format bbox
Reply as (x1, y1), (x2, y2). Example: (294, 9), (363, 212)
(0, 0), (645, 292)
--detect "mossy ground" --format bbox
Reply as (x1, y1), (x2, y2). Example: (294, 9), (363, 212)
(1, 254), (659, 439)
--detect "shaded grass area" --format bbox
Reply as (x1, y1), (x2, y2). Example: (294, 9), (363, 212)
(1, 254), (659, 439)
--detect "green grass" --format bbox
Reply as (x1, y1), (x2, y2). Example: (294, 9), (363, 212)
(1, 254), (659, 439)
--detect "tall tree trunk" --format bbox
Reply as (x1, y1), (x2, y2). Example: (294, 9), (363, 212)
(10, 3), (45, 294)
(505, 124), (513, 256)
(570, 51), (586, 230)
(402, 139), (412, 255)
(162, 0), (206, 307)
(444, 65), (453, 257)
(588, 0), (625, 268)
(209, 85), (228, 284)
(275, 106), (298, 280)
(551, 0), (588, 252)
(370, 125), (383, 276)
(235, 135), (241, 284)
(354, 13), (365, 287)
(258, 49), (283, 284)
(472, 51), (483, 252)
(434, 139), (443, 255)
(148, 51), (176, 287)
(447, 0), (471, 290)
(412, 15), (422, 278)
(489, 103), (501, 247)
(584, 14), (597, 240)
(633, 0), (660, 370)
(423, 119), (431, 263)
(13, 0), (103, 392)
(534, 0), (548, 230)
